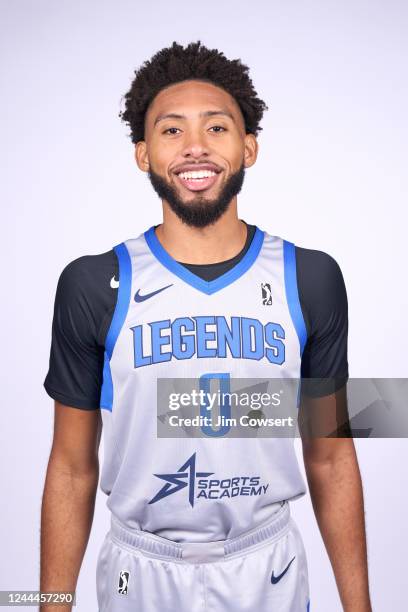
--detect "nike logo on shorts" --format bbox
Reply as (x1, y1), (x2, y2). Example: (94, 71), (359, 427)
(271, 556), (296, 584)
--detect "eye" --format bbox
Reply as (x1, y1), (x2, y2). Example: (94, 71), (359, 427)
(163, 127), (181, 135)
(209, 125), (227, 133)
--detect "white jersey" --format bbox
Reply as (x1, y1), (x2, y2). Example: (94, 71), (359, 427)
(99, 225), (308, 542)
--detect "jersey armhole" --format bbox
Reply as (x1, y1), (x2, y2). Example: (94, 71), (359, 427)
(100, 242), (132, 410)
(283, 240), (307, 358)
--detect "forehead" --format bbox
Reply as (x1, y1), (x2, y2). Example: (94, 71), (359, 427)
(146, 80), (244, 125)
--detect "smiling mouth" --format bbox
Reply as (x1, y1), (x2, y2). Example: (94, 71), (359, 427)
(174, 170), (222, 192)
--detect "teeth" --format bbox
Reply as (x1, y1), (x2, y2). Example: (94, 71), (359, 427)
(178, 170), (217, 180)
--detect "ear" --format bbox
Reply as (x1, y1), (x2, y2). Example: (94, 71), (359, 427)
(243, 133), (258, 169)
(135, 141), (150, 172)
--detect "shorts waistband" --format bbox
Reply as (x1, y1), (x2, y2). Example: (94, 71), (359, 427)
(110, 501), (291, 563)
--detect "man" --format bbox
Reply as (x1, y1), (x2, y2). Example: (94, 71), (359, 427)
(41, 41), (372, 611)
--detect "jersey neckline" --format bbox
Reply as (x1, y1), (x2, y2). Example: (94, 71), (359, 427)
(143, 225), (265, 295)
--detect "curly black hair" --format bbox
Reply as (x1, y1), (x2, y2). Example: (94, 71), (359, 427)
(119, 41), (268, 144)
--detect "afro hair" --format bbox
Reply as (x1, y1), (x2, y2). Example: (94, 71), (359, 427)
(119, 41), (268, 143)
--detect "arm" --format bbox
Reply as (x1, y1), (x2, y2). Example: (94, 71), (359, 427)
(300, 390), (372, 612)
(40, 401), (102, 611)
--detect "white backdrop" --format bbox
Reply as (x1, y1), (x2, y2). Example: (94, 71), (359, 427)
(1, 0), (407, 610)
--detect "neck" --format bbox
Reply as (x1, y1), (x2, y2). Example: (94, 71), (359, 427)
(155, 198), (247, 264)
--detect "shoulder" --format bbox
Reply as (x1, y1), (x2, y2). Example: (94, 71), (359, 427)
(57, 249), (118, 290)
(53, 249), (119, 344)
(55, 249), (119, 311)
(295, 246), (348, 310)
(295, 246), (346, 292)
(293, 245), (348, 339)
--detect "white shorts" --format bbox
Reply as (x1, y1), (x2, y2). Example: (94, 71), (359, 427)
(96, 502), (311, 611)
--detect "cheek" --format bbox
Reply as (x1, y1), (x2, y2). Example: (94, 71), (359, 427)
(154, 137), (182, 162)
(148, 148), (172, 175)
(218, 136), (245, 165)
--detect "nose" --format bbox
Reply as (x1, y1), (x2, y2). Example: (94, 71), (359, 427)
(180, 130), (210, 159)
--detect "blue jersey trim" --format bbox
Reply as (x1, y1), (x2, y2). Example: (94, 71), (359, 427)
(307, 599), (310, 611)
(100, 242), (132, 411)
(100, 352), (113, 410)
(283, 240), (307, 357)
(105, 242), (132, 358)
(144, 225), (265, 295)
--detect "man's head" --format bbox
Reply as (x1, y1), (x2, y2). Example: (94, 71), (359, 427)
(120, 41), (268, 228)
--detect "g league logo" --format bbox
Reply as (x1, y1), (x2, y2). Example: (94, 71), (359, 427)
(261, 282), (273, 305)
(118, 570), (130, 595)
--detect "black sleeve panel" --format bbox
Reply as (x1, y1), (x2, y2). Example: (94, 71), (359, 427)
(296, 246), (349, 395)
(43, 250), (118, 410)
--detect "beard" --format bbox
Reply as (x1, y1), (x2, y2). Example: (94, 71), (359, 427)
(147, 162), (246, 228)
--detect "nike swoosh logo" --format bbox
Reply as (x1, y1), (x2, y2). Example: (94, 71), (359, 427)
(271, 556), (296, 584)
(134, 283), (173, 302)
(110, 276), (119, 289)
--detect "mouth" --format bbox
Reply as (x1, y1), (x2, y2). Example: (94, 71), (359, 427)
(173, 166), (223, 192)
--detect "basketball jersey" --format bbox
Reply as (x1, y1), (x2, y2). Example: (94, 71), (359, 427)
(98, 225), (308, 543)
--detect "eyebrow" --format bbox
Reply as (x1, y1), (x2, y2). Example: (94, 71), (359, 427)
(153, 109), (235, 127)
